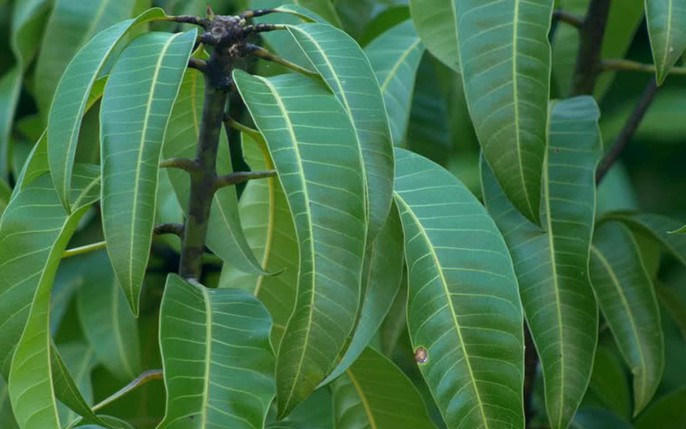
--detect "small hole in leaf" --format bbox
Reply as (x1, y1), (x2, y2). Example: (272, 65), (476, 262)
(414, 347), (428, 364)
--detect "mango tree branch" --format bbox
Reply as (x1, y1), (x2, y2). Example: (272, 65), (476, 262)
(215, 170), (276, 190)
(159, 157), (200, 173)
(240, 8), (275, 19)
(572, 0), (612, 95)
(553, 9), (584, 29)
(188, 57), (207, 72)
(154, 223), (185, 237)
(168, 15), (210, 28)
(602, 59), (686, 76)
(223, 115), (261, 137)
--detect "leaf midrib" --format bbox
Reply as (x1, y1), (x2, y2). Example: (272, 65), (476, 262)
(379, 38), (422, 94)
(347, 369), (378, 429)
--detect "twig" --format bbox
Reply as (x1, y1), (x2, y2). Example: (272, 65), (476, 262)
(159, 157), (200, 173)
(240, 9), (276, 19)
(596, 78), (659, 184)
(572, 0), (612, 95)
(168, 15), (210, 29)
(602, 59), (686, 76)
(62, 241), (107, 259)
(215, 170), (276, 190)
(553, 9), (584, 29)
(223, 115), (261, 137)
(92, 369), (164, 412)
(154, 223), (185, 237)
(243, 23), (287, 34)
(188, 57), (207, 72)
(246, 44), (318, 77)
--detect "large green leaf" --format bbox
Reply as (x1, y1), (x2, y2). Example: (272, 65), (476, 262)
(53, 343), (98, 427)
(635, 389), (686, 429)
(100, 30), (196, 316)
(218, 133), (298, 346)
(6, 168), (100, 429)
(162, 67), (265, 275)
(77, 251), (142, 381)
(234, 70), (366, 416)
(458, 0), (553, 223)
(646, 0), (686, 85)
(34, 0), (138, 116)
(287, 23), (394, 243)
(482, 96), (601, 429)
(585, 346), (631, 418)
(48, 7), (167, 211)
(394, 148), (524, 429)
(408, 0), (458, 72)
(157, 275), (275, 428)
(589, 221), (663, 414)
(605, 213), (686, 266)
(365, 19), (425, 146)
(331, 347), (436, 428)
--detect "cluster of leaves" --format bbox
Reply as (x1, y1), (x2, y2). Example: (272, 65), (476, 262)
(0, 0), (685, 429)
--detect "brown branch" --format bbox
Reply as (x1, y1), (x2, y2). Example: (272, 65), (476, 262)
(188, 57), (207, 72)
(243, 23), (287, 34)
(553, 9), (584, 29)
(168, 15), (210, 29)
(214, 170), (276, 190)
(572, 0), (612, 95)
(223, 115), (261, 137)
(240, 9), (276, 19)
(596, 78), (659, 184)
(159, 157), (200, 173)
(154, 223), (185, 237)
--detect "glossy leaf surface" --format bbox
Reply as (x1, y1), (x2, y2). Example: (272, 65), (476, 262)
(482, 96), (601, 429)
(158, 275), (275, 429)
(395, 148), (524, 429)
(646, 0), (686, 84)
(100, 30), (196, 316)
(235, 70), (366, 416)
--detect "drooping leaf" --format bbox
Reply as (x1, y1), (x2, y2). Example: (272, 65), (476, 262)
(53, 343), (98, 427)
(606, 213), (686, 266)
(589, 221), (663, 414)
(394, 148), (524, 429)
(458, 0), (554, 223)
(157, 275), (275, 429)
(365, 19), (425, 146)
(288, 22), (394, 243)
(6, 167), (100, 429)
(100, 29), (196, 316)
(331, 348), (436, 428)
(646, 0), (686, 85)
(48, 7), (167, 211)
(163, 67), (265, 275)
(635, 388), (686, 429)
(481, 96), (602, 429)
(408, 0), (459, 72)
(234, 70), (366, 416)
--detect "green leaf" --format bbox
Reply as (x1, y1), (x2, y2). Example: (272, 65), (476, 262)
(287, 23), (394, 243)
(234, 70), (367, 416)
(585, 346), (631, 418)
(48, 7), (167, 211)
(408, 0), (459, 72)
(331, 348), (436, 428)
(77, 251), (142, 381)
(100, 30), (196, 316)
(571, 408), (633, 429)
(163, 67), (265, 275)
(0, 68), (21, 180)
(0, 178), (10, 216)
(321, 202), (404, 385)
(218, 133), (298, 346)
(657, 284), (686, 342)
(605, 213), (686, 266)
(52, 343), (98, 427)
(34, 0), (139, 115)
(365, 19), (425, 146)
(6, 168), (100, 429)
(646, 0), (686, 85)
(481, 96), (602, 429)
(0, 377), (18, 429)
(394, 148), (524, 429)
(274, 2), (341, 26)
(635, 388), (686, 429)
(157, 274), (275, 428)
(458, 0), (554, 223)
(674, 225), (686, 234)
(589, 221), (663, 414)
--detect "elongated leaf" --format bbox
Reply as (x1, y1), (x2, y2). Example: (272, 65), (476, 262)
(163, 67), (265, 275)
(365, 19), (425, 146)
(0, 376), (18, 429)
(6, 168), (100, 429)
(605, 213), (686, 266)
(482, 96), (601, 429)
(394, 148), (524, 429)
(571, 408), (633, 429)
(52, 343), (98, 427)
(646, 0), (686, 84)
(0, 178), (10, 217)
(234, 70), (366, 416)
(77, 251), (142, 380)
(0, 69), (21, 180)
(586, 346), (631, 418)
(589, 221), (663, 414)
(48, 7), (167, 211)
(218, 133), (298, 346)
(331, 347), (435, 428)
(35, 0), (138, 115)
(635, 388), (686, 429)
(288, 23), (394, 243)
(157, 275), (275, 428)
(322, 203), (404, 385)
(100, 30), (196, 316)
(408, 0), (458, 72)
(657, 284), (686, 342)
(274, 2), (340, 25)
(458, 0), (553, 223)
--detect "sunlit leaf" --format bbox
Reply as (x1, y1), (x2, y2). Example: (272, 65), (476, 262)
(157, 275), (275, 428)
(482, 96), (602, 429)
(100, 30), (196, 316)
(458, 0), (553, 223)
(646, 0), (686, 85)
(395, 148), (524, 429)
(235, 70), (366, 416)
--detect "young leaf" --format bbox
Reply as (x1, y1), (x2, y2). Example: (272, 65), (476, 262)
(458, 0), (554, 223)
(48, 7), (167, 211)
(589, 221), (663, 415)
(157, 275), (275, 428)
(408, 0), (459, 72)
(100, 30), (196, 316)
(646, 0), (686, 85)
(234, 70), (367, 416)
(331, 348), (435, 428)
(482, 96), (602, 429)
(288, 23), (394, 243)
(365, 19), (425, 146)
(395, 148), (525, 429)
